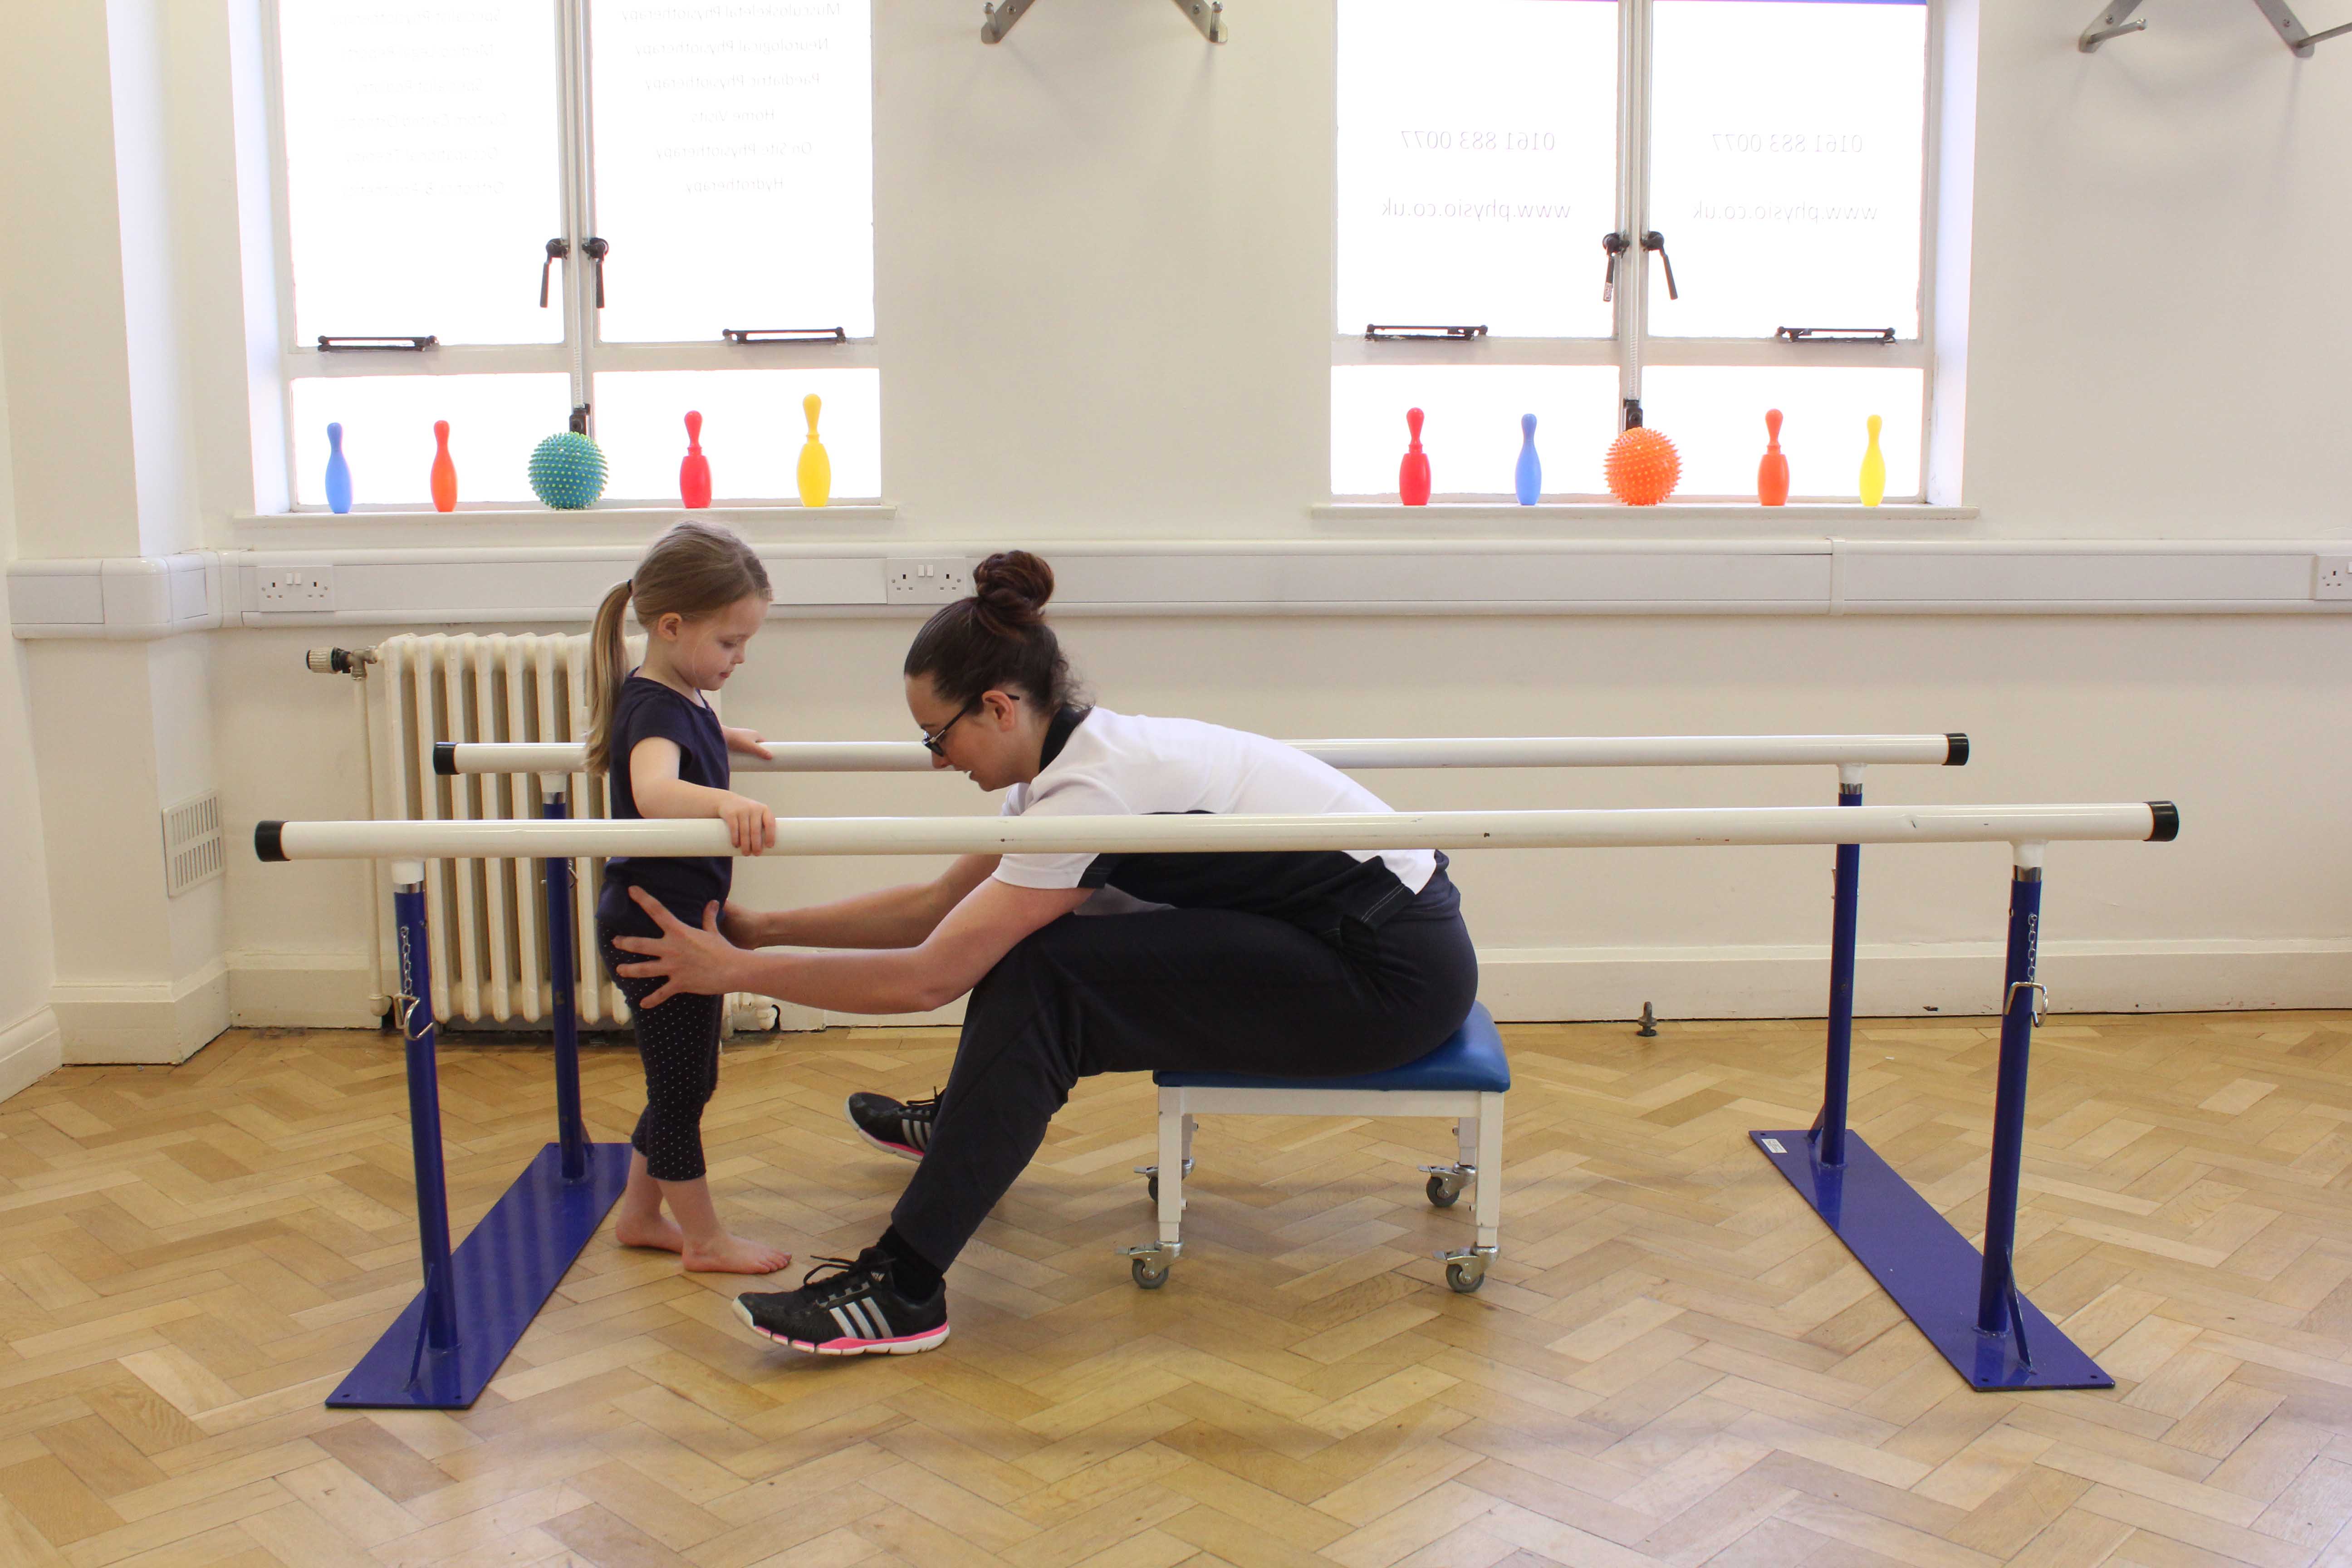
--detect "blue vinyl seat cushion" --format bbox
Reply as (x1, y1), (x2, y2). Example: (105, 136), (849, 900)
(1154, 1002), (1508, 1094)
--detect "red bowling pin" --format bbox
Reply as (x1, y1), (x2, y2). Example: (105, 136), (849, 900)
(1756, 408), (1789, 506)
(429, 420), (457, 513)
(1398, 407), (1431, 505)
(679, 411), (712, 509)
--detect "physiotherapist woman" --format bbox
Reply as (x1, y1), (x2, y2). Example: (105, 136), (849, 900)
(613, 550), (1479, 1357)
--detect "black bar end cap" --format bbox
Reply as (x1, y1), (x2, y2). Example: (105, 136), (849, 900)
(432, 741), (456, 776)
(2147, 801), (2180, 842)
(1944, 733), (1970, 766)
(255, 821), (286, 862)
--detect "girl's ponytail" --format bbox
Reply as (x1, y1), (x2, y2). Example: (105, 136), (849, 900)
(584, 578), (635, 776)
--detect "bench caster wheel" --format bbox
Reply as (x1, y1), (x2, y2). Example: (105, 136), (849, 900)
(1132, 1256), (1171, 1289)
(1426, 1173), (1463, 1208)
(1137, 1158), (1192, 1205)
(1445, 1256), (1486, 1293)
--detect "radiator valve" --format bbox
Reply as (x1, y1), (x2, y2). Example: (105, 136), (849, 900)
(305, 646), (378, 677)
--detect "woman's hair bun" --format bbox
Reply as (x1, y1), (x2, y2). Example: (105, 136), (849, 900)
(971, 550), (1054, 631)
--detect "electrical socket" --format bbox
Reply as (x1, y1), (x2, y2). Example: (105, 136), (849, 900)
(256, 566), (336, 609)
(2316, 556), (2352, 602)
(883, 557), (973, 604)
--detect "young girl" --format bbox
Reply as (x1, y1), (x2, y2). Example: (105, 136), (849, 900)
(587, 520), (790, 1275)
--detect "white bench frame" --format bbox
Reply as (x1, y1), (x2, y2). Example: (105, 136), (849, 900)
(1135, 1082), (1507, 1292)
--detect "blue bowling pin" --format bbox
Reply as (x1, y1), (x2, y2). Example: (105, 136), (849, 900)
(1514, 412), (1541, 505)
(324, 422), (353, 514)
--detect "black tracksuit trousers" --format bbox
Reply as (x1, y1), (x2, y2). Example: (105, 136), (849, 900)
(887, 874), (1480, 1270)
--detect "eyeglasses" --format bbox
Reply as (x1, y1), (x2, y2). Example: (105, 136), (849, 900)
(919, 696), (985, 756)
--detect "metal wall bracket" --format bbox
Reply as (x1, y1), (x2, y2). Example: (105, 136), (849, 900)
(2080, 0), (2149, 49)
(2082, 0), (2351, 54)
(981, 0), (1037, 43)
(2252, 0), (2352, 54)
(984, 0), (1226, 44)
(1171, 0), (1228, 41)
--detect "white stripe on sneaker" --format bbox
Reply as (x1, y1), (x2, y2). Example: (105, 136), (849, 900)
(829, 1306), (859, 1341)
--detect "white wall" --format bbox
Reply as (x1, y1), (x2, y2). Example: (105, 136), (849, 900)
(0, 317), (64, 1096)
(13, 1), (2352, 1051)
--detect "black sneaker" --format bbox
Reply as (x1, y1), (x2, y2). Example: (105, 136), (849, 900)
(847, 1091), (939, 1161)
(733, 1254), (950, 1356)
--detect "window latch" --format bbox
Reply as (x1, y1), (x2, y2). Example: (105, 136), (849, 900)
(539, 239), (569, 307)
(583, 237), (609, 307)
(1363, 324), (1488, 342)
(1601, 232), (1629, 303)
(721, 328), (849, 343)
(1776, 326), (1896, 343)
(568, 403), (591, 436)
(1642, 231), (1679, 301)
(317, 335), (436, 352)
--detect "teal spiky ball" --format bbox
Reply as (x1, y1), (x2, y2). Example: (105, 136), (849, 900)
(528, 431), (608, 509)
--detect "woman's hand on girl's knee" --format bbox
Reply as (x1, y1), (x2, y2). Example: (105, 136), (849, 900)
(613, 889), (743, 1008)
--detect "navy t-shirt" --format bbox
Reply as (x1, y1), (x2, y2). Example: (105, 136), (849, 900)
(596, 673), (732, 936)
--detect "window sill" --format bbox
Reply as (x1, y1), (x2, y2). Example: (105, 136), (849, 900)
(1311, 502), (1980, 539)
(228, 503), (900, 549)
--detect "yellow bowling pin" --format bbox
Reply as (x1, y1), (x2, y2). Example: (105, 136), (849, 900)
(1858, 414), (1886, 507)
(796, 393), (831, 508)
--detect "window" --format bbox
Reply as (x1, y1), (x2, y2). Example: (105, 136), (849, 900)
(268, 0), (877, 510)
(1334, 0), (1940, 502)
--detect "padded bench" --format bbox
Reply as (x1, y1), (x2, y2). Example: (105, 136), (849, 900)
(1124, 1002), (1509, 1292)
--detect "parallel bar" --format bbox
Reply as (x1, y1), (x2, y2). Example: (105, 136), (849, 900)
(259, 802), (2176, 862)
(435, 733), (1970, 776)
(335, 846), (633, 1410)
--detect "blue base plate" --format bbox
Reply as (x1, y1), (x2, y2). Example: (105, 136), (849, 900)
(1751, 1130), (2112, 1391)
(328, 1141), (632, 1410)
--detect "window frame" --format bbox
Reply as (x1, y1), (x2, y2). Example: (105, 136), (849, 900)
(1331, 0), (1947, 502)
(257, 0), (881, 511)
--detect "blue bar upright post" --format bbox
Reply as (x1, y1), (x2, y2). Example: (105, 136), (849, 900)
(395, 877), (460, 1359)
(1813, 772), (1863, 1168)
(1976, 861), (2044, 1352)
(543, 789), (589, 1182)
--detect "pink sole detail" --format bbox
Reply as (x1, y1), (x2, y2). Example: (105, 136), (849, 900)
(854, 1124), (923, 1162)
(731, 1298), (946, 1356)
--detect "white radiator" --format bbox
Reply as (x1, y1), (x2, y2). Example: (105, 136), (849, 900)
(373, 632), (637, 1027)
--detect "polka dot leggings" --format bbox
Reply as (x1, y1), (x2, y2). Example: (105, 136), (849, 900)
(599, 923), (724, 1182)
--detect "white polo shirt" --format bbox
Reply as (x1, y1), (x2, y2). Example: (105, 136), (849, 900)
(992, 707), (1441, 934)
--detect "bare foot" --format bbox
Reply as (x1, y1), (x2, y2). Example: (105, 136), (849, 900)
(681, 1234), (793, 1275)
(615, 1212), (686, 1253)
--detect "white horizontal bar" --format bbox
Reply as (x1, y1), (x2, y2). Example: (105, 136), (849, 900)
(436, 733), (1964, 776)
(260, 802), (2173, 863)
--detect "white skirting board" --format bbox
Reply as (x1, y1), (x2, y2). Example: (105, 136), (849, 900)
(51, 962), (231, 1064)
(221, 941), (2352, 1033)
(228, 953), (387, 1029)
(1475, 939), (2352, 1022)
(0, 1007), (64, 1103)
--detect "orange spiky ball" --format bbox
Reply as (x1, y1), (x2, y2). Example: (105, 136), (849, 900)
(1605, 425), (1681, 506)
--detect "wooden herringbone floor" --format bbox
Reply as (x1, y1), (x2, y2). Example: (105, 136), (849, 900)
(5, 1013), (2352, 1568)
